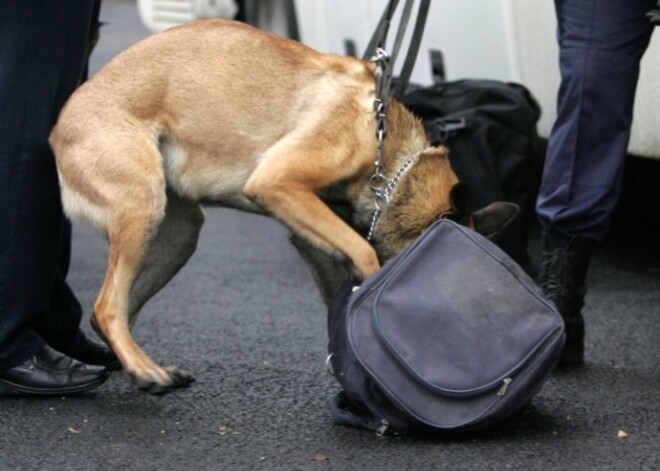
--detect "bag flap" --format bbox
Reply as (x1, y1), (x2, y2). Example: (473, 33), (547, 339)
(352, 220), (562, 397)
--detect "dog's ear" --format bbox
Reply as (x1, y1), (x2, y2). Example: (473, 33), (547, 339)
(446, 183), (519, 239)
(471, 202), (520, 239)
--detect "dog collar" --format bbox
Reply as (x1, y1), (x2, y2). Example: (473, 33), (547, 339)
(366, 151), (421, 242)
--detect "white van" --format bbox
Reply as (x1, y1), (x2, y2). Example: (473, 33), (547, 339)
(137, 0), (660, 160)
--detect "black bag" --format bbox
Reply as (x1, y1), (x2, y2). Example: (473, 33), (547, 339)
(327, 219), (565, 435)
(402, 80), (543, 270)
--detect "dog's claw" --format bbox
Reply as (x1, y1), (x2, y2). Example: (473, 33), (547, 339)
(131, 366), (195, 395)
(164, 366), (195, 387)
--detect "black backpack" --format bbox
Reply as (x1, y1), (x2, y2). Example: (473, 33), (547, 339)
(402, 80), (543, 271)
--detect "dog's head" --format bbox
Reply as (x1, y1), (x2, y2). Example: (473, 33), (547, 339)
(362, 146), (519, 264)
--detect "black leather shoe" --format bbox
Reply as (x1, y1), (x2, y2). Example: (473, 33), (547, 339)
(0, 345), (108, 396)
(66, 334), (122, 371)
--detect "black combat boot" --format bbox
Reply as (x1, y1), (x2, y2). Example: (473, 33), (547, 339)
(538, 230), (596, 366)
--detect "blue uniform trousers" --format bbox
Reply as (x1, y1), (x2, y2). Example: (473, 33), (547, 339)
(536, 0), (655, 240)
(0, 1), (98, 369)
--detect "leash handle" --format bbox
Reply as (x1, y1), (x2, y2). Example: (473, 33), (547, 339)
(392, 0), (431, 99)
(362, 0), (401, 61)
(363, 0), (431, 97)
(367, 0), (419, 173)
(363, 0), (431, 244)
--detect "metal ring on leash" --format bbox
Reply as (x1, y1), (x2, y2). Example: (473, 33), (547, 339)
(369, 172), (387, 191)
(374, 192), (390, 211)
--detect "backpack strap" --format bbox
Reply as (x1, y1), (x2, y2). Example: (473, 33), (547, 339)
(425, 115), (533, 157)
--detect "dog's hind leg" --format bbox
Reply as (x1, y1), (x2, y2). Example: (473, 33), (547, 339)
(94, 189), (204, 393)
(95, 191), (204, 395)
(92, 189), (204, 330)
(125, 189), (204, 330)
(81, 147), (197, 395)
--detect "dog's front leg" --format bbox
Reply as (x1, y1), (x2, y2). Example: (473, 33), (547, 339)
(260, 184), (378, 278)
(244, 162), (379, 280)
(290, 234), (352, 305)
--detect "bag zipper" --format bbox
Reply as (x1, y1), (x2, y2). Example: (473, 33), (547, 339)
(497, 377), (512, 397)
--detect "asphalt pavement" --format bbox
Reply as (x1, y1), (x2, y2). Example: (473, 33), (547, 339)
(0, 2), (658, 470)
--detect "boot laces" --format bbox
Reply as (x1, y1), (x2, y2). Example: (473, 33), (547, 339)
(539, 250), (559, 302)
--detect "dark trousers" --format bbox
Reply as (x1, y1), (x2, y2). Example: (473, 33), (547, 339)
(536, 0), (655, 240)
(0, 1), (98, 369)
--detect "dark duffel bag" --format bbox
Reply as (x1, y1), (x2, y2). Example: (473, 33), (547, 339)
(327, 218), (565, 435)
(402, 80), (543, 271)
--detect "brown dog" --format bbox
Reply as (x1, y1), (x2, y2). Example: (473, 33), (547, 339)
(50, 19), (515, 394)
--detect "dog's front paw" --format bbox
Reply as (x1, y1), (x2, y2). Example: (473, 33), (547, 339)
(130, 366), (195, 395)
(353, 248), (380, 279)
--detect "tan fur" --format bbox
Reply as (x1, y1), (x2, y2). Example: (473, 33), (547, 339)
(50, 19), (459, 394)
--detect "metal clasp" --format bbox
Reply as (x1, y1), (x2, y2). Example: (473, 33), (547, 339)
(433, 117), (467, 144)
(370, 47), (390, 67)
(376, 419), (390, 437)
(374, 191), (390, 211)
(325, 353), (342, 377)
(369, 171), (387, 192)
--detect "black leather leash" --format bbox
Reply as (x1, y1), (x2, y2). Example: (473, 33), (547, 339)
(363, 0), (431, 242)
(363, 0), (431, 100)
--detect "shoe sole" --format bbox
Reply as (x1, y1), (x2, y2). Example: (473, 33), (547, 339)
(0, 373), (109, 396)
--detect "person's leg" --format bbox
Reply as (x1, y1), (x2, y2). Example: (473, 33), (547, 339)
(537, 0), (654, 364)
(539, 0), (654, 238)
(0, 0), (96, 369)
(28, 0), (119, 369)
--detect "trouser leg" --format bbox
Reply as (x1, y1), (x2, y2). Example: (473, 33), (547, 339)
(0, 0), (96, 369)
(537, 0), (654, 240)
(536, 0), (654, 365)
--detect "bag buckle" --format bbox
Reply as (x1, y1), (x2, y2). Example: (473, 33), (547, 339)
(375, 419), (390, 437)
(433, 117), (467, 143)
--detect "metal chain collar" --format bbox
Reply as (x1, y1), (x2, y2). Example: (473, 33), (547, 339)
(366, 151), (420, 242)
(366, 47), (420, 242)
